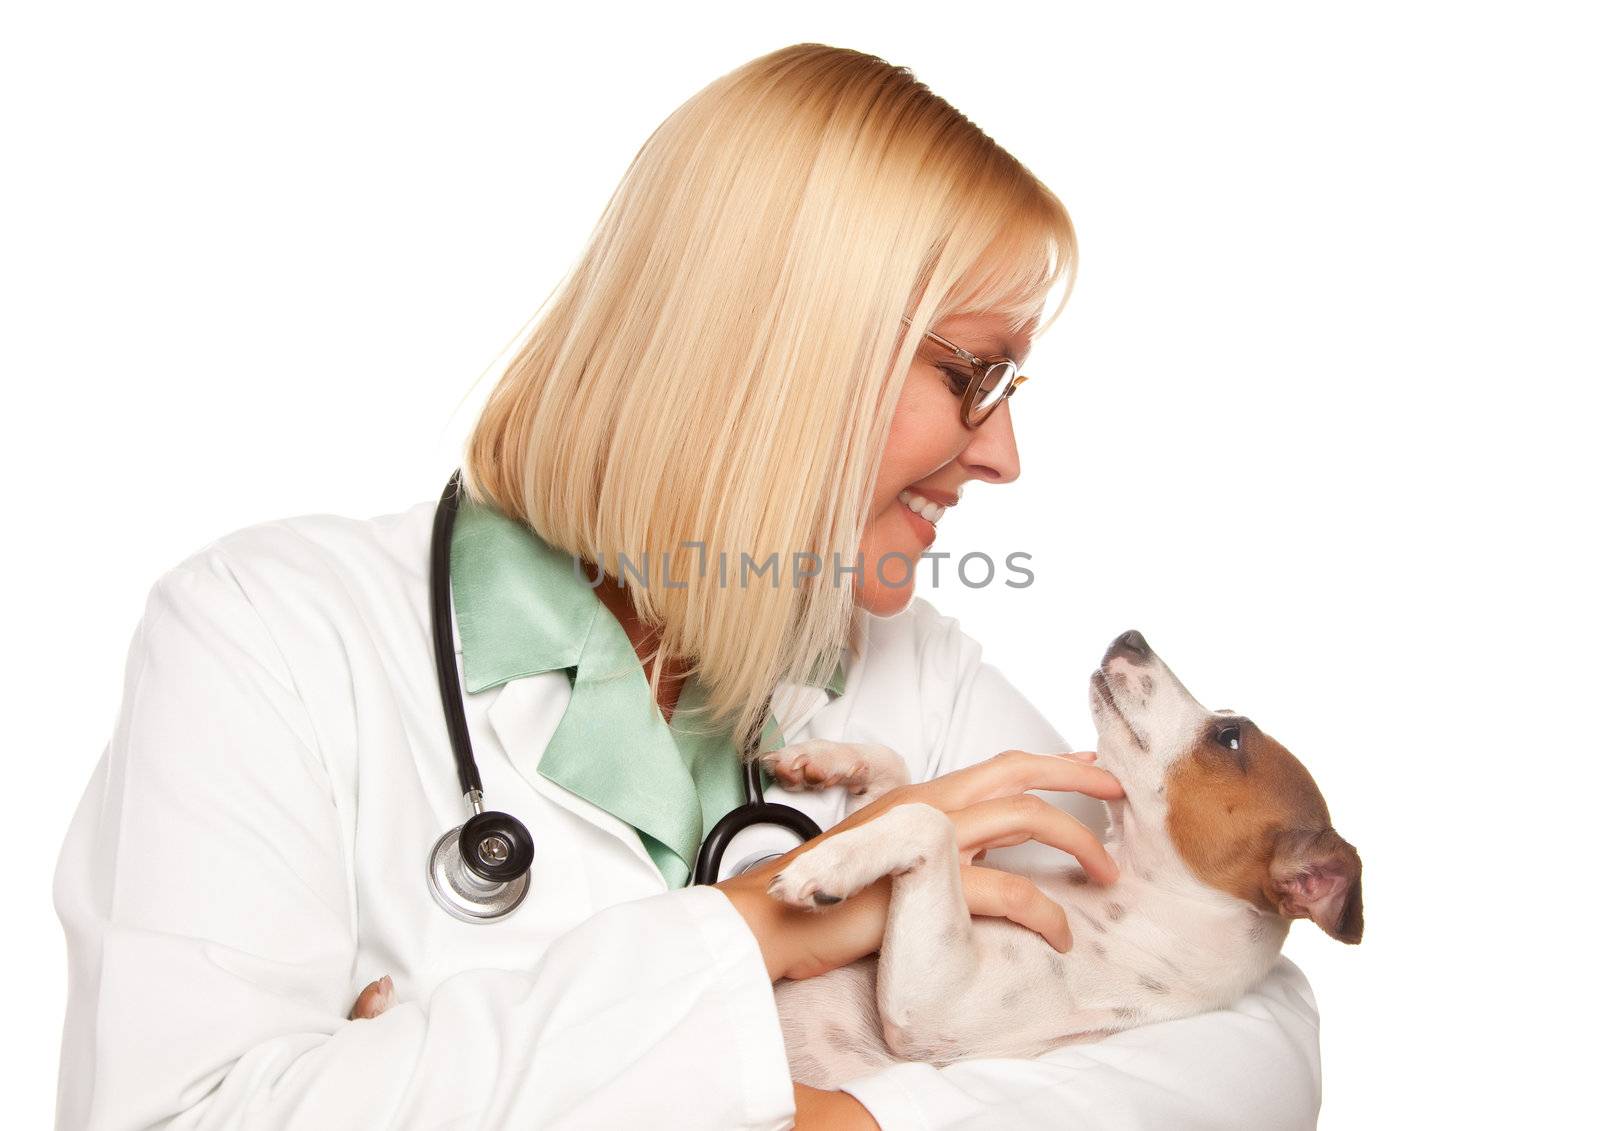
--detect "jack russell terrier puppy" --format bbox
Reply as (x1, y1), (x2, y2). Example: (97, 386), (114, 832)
(351, 630), (1361, 1094)
(760, 629), (1362, 1087)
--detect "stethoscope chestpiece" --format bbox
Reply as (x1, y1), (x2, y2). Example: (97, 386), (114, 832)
(460, 810), (535, 883)
(426, 808), (534, 924)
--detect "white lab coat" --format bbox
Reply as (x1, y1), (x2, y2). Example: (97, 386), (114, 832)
(52, 497), (1322, 1129)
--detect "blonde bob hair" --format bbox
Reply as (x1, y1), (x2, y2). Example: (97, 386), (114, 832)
(462, 42), (1077, 751)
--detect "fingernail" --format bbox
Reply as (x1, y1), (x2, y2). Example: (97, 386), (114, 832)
(1064, 751), (1097, 762)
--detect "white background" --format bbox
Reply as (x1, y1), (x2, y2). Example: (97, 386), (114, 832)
(5, 2), (1595, 1125)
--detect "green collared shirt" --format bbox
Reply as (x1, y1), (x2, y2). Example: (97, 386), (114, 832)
(450, 496), (847, 889)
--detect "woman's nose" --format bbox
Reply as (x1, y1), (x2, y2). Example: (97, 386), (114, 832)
(958, 399), (1021, 483)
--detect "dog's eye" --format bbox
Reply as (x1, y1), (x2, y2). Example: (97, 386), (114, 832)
(1215, 724), (1241, 751)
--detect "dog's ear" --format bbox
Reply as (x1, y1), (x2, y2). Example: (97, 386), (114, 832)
(1267, 828), (1363, 944)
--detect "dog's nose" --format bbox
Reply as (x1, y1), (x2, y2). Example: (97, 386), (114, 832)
(1104, 629), (1152, 664)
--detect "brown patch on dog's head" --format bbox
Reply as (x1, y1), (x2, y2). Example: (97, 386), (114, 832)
(1165, 718), (1363, 944)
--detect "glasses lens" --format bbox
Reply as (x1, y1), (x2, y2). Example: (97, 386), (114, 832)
(966, 361), (1017, 424)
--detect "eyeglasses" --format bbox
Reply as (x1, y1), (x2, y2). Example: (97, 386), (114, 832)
(901, 315), (1030, 429)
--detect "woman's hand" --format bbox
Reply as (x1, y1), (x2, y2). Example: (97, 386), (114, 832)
(793, 1082), (880, 1129)
(717, 749), (1123, 983)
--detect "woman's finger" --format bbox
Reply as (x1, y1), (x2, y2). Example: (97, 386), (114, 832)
(797, 751), (1123, 856)
(959, 864), (1073, 952)
(948, 794), (1119, 884)
(347, 975), (395, 1020)
(916, 749), (1125, 810)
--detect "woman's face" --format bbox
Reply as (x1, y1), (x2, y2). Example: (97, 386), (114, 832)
(855, 310), (1034, 616)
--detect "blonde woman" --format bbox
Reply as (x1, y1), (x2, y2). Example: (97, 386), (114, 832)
(54, 44), (1320, 1129)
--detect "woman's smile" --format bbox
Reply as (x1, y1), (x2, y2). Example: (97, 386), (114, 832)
(896, 486), (959, 547)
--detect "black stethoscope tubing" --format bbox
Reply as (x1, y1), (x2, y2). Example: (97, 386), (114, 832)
(428, 470), (822, 919)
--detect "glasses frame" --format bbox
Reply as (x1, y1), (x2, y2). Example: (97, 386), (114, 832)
(900, 315), (1029, 428)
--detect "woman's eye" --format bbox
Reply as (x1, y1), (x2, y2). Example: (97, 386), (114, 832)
(1216, 725), (1241, 751)
(937, 365), (971, 396)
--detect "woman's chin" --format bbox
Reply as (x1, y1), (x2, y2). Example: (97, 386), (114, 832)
(854, 575), (917, 616)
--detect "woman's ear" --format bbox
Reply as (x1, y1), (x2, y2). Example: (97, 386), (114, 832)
(1267, 828), (1364, 944)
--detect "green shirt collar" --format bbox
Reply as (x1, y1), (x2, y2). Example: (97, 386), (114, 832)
(449, 496), (846, 887)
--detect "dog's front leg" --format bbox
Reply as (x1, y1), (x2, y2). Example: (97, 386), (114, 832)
(867, 804), (981, 1060)
(769, 802), (1086, 1063)
(770, 803), (1003, 1061)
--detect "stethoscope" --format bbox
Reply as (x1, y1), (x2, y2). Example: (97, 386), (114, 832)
(425, 470), (824, 923)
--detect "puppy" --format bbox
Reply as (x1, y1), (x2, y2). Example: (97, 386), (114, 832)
(350, 631), (1361, 1095)
(765, 630), (1362, 1088)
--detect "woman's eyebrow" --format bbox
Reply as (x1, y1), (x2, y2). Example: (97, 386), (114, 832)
(927, 325), (1029, 363)
(975, 335), (1026, 362)
(933, 331), (1017, 359)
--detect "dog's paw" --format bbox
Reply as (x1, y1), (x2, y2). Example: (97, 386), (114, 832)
(347, 974), (395, 1020)
(766, 833), (879, 908)
(759, 739), (874, 795)
(766, 804), (954, 909)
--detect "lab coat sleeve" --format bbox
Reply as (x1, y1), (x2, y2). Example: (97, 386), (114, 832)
(833, 609), (1322, 1130)
(52, 553), (796, 1130)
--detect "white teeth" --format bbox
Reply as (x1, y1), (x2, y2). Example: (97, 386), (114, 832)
(898, 489), (947, 524)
